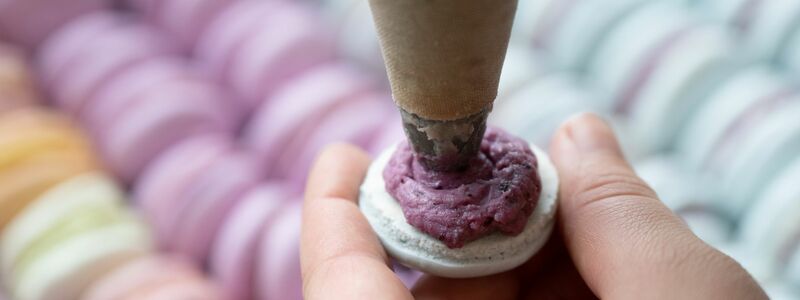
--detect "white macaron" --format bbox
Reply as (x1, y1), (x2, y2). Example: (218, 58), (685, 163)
(678, 66), (800, 218)
(360, 143), (558, 278)
(589, 1), (738, 154)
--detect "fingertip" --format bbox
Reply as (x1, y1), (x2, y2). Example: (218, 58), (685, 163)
(305, 143), (372, 202)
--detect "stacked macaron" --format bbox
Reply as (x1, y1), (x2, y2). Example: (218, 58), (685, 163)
(243, 62), (396, 190)
(125, 0), (234, 51)
(490, 74), (595, 148)
(738, 156), (800, 285)
(0, 109), (98, 233)
(677, 66), (800, 220)
(700, 0), (800, 69)
(0, 44), (39, 112)
(37, 11), (239, 183)
(513, 0), (649, 72)
(587, 1), (739, 156)
(83, 254), (221, 300)
(194, 0), (336, 109)
(0, 0), (109, 50)
(0, 172), (152, 300)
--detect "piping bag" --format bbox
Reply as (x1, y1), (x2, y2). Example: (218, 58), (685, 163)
(367, 0), (518, 172)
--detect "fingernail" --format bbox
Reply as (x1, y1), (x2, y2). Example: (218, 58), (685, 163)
(564, 113), (620, 153)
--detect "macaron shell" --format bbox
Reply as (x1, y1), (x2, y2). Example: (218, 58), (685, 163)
(170, 151), (262, 262)
(156, 0), (232, 48)
(36, 12), (124, 87)
(84, 57), (192, 136)
(0, 149), (97, 232)
(0, 125), (92, 172)
(14, 215), (152, 300)
(244, 63), (375, 170)
(229, 2), (335, 105)
(210, 184), (289, 300)
(83, 255), (203, 300)
(195, 0), (283, 80)
(134, 134), (232, 245)
(0, 173), (123, 278)
(360, 144), (559, 278)
(283, 94), (391, 186)
(50, 24), (173, 117)
(101, 84), (232, 182)
(257, 202), (302, 300)
(0, 0), (108, 49)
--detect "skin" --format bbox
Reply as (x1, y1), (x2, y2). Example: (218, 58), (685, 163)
(301, 113), (768, 300)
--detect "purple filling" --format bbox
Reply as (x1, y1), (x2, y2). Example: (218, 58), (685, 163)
(383, 127), (541, 248)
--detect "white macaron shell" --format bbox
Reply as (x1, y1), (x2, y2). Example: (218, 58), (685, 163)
(360, 144), (558, 278)
(677, 67), (789, 168)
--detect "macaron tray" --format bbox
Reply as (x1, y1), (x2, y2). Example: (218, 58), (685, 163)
(1, 0), (800, 299)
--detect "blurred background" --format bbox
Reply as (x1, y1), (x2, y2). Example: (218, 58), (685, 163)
(1, 0), (800, 299)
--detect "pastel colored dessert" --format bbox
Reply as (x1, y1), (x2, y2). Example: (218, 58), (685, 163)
(95, 70), (235, 182)
(43, 21), (177, 117)
(244, 63), (378, 178)
(739, 156), (800, 282)
(490, 75), (594, 148)
(633, 155), (731, 246)
(0, 0), (108, 50)
(543, 0), (649, 71)
(194, 0), (282, 82)
(226, 2), (336, 107)
(210, 183), (292, 300)
(134, 134), (232, 245)
(37, 12), (125, 88)
(494, 46), (546, 103)
(256, 202), (303, 300)
(0, 173), (152, 300)
(588, 1), (737, 155)
(360, 132), (558, 277)
(678, 67), (800, 218)
(83, 254), (220, 300)
(167, 150), (262, 262)
(281, 92), (394, 189)
(0, 44), (39, 112)
(137, 0), (233, 50)
(704, 0), (800, 62)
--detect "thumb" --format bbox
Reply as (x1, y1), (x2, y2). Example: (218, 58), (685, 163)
(549, 113), (765, 299)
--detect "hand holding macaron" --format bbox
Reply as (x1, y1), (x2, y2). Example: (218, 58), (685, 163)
(301, 113), (767, 299)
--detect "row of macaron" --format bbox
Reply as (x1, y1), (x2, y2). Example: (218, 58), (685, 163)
(32, 7), (412, 299)
(0, 106), (219, 300)
(1, 45), (314, 299)
(37, 6), (401, 189)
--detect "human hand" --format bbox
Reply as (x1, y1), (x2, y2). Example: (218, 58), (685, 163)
(300, 113), (767, 299)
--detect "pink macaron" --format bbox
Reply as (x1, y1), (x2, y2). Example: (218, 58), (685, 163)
(243, 63), (378, 176)
(47, 22), (177, 117)
(281, 92), (394, 188)
(168, 149), (263, 262)
(134, 134), (233, 245)
(151, 0), (234, 49)
(0, 0), (109, 50)
(82, 254), (218, 300)
(195, 0), (287, 83)
(97, 77), (235, 183)
(256, 201), (303, 300)
(210, 183), (294, 300)
(36, 11), (124, 88)
(226, 1), (336, 107)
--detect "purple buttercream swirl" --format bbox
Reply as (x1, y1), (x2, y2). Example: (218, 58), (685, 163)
(383, 127), (541, 248)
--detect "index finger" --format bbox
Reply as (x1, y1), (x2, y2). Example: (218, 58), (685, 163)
(301, 143), (412, 300)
